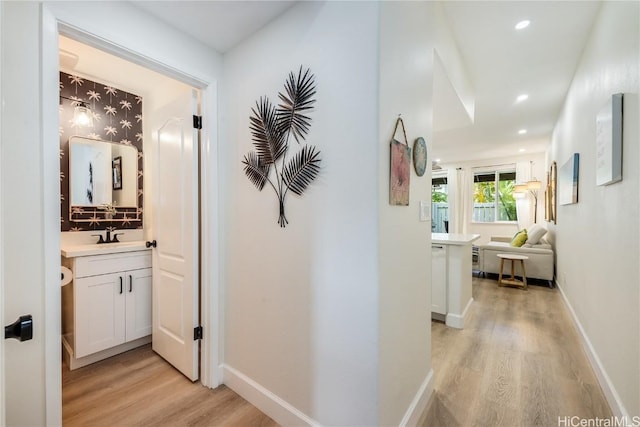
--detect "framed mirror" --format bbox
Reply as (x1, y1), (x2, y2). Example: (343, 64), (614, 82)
(68, 136), (141, 223)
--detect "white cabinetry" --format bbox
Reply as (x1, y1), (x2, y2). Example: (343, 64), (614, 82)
(62, 248), (152, 368)
(430, 233), (481, 329)
(431, 244), (448, 318)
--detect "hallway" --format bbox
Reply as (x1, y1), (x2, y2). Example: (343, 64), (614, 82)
(421, 277), (612, 426)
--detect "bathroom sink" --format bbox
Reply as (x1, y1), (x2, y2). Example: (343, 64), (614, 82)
(61, 241), (148, 258)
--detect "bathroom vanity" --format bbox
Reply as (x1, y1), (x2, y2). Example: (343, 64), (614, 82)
(61, 241), (151, 370)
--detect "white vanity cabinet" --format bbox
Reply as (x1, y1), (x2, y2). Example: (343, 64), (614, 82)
(61, 244), (152, 369)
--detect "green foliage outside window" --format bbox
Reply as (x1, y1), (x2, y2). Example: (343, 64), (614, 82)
(473, 171), (517, 222)
(432, 190), (448, 203)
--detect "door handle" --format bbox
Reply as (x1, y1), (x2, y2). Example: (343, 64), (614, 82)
(129, 275), (133, 292)
(119, 276), (123, 294)
(145, 240), (157, 248)
(5, 315), (33, 342)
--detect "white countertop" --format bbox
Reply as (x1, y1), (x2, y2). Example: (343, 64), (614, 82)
(432, 233), (481, 245)
(61, 241), (149, 258)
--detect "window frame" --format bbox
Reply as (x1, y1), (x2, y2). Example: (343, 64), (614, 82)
(431, 172), (449, 233)
(472, 167), (518, 224)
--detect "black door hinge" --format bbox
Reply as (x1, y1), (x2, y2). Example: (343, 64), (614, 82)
(193, 115), (202, 130)
(194, 325), (203, 340)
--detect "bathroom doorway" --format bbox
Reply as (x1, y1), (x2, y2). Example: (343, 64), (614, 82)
(57, 33), (209, 400)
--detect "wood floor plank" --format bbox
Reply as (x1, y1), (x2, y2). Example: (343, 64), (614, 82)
(62, 345), (277, 427)
(421, 276), (612, 427)
(65, 276), (612, 427)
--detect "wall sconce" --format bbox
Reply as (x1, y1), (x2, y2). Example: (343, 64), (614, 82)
(60, 96), (93, 128)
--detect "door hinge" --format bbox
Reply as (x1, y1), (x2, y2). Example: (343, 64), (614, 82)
(194, 325), (203, 340)
(193, 115), (202, 130)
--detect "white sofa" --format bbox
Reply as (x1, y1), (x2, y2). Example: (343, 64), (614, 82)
(476, 232), (554, 286)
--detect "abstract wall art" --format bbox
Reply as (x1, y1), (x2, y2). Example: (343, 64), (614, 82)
(559, 153), (579, 205)
(596, 93), (623, 186)
(389, 117), (410, 206)
(241, 67), (322, 228)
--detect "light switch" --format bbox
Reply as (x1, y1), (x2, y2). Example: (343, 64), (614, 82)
(419, 201), (431, 222)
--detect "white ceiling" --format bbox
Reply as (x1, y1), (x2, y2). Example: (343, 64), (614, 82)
(130, 1), (297, 53)
(126, 1), (601, 163)
(437, 1), (601, 163)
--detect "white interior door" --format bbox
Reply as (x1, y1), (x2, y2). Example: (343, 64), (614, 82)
(151, 89), (200, 381)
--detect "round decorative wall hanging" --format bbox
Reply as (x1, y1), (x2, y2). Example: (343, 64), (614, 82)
(413, 137), (427, 177)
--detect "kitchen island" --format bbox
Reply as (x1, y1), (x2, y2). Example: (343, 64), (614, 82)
(431, 233), (481, 329)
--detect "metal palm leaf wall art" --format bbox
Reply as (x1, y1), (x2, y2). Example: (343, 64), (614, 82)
(242, 67), (321, 228)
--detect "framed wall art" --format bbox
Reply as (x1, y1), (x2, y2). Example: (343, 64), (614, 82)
(595, 93), (623, 186)
(559, 154), (579, 206)
(112, 156), (123, 190)
(389, 117), (410, 206)
(546, 162), (557, 223)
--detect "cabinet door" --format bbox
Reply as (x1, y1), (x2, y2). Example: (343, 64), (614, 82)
(432, 245), (448, 315)
(75, 273), (126, 358)
(125, 268), (152, 341)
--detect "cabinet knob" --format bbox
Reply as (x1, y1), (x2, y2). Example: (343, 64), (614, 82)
(145, 240), (157, 248)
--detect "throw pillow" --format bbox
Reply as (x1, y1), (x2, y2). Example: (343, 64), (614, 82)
(526, 224), (547, 245)
(511, 230), (528, 247)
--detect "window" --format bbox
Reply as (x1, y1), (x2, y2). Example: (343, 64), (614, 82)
(431, 175), (449, 232)
(473, 170), (518, 222)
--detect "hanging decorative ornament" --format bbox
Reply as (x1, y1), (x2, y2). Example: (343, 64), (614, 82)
(413, 137), (427, 177)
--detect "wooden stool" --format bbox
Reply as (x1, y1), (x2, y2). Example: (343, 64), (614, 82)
(496, 254), (529, 290)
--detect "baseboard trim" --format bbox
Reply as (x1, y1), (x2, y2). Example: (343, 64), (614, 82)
(556, 281), (630, 419)
(399, 369), (434, 427)
(62, 334), (151, 370)
(446, 297), (473, 329)
(222, 364), (319, 427)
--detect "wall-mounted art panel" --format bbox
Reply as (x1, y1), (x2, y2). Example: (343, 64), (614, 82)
(559, 153), (579, 205)
(596, 93), (623, 186)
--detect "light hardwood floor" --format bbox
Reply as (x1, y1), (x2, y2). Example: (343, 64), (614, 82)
(62, 345), (277, 427)
(64, 277), (611, 427)
(420, 276), (612, 427)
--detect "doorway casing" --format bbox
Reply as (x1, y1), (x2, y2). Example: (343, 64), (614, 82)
(40, 5), (222, 425)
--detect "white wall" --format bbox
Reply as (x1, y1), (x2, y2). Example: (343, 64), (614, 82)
(548, 1), (639, 418)
(377, 2), (434, 425)
(1, 4), (49, 425)
(439, 152), (547, 244)
(433, 2), (474, 125)
(221, 2), (380, 425)
(49, 2), (221, 86)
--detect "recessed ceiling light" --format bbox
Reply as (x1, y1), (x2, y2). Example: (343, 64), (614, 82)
(518, 129), (527, 135)
(515, 20), (530, 30)
(516, 94), (529, 103)
(434, 158), (441, 162)
(519, 148), (526, 152)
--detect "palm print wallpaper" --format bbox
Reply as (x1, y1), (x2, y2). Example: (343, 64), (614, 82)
(59, 72), (144, 231)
